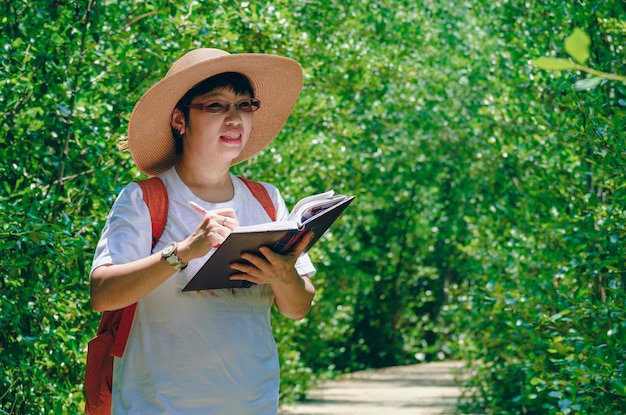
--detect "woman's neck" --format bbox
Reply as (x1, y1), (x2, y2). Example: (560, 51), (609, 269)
(175, 159), (234, 203)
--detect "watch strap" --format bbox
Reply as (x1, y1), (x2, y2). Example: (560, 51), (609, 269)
(163, 242), (187, 270)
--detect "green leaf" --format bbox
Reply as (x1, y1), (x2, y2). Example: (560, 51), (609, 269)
(531, 57), (577, 71)
(612, 380), (626, 396)
(573, 77), (602, 91)
(564, 28), (591, 64)
(530, 377), (545, 386)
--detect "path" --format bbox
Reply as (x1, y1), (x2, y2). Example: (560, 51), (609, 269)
(280, 361), (468, 415)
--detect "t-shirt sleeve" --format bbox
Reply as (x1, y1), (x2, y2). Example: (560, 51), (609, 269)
(90, 182), (153, 275)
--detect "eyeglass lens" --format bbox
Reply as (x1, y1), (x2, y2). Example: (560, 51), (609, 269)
(188, 99), (261, 114)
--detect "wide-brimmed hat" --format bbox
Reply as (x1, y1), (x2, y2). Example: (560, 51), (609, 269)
(124, 48), (303, 176)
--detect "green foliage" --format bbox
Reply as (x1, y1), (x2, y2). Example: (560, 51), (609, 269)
(2, 0), (626, 414)
(444, 1), (626, 413)
(532, 27), (626, 90)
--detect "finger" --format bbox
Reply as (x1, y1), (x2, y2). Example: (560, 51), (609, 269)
(211, 208), (237, 220)
(229, 273), (252, 281)
(197, 208), (239, 229)
(238, 252), (269, 270)
(229, 271), (259, 283)
(256, 231), (313, 265)
(289, 231), (315, 257)
(201, 213), (237, 232)
(202, 224), (233, 248)
(229, 262), (262, 280)
(217, 215), (239, 230)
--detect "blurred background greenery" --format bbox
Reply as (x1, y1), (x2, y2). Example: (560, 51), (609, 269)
(1, 0), (624, 413)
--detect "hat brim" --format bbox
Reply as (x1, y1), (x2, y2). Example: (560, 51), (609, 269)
(127, 49), (303, 176)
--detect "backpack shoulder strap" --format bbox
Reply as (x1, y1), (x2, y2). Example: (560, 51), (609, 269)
(138, 177), (169, 246)
(110, 177), (168, 357)
(238, 177), (277, 221)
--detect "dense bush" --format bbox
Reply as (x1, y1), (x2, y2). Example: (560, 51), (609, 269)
(1, 0), (624, 414)
(437, 2), (626, 413)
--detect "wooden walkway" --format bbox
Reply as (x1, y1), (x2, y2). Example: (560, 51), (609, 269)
(280, 361), (468, 415)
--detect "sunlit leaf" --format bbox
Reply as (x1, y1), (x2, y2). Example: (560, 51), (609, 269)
(531, 57), (577, 71)
(564, 28), (591, 64)
(573, 77), (602, 90)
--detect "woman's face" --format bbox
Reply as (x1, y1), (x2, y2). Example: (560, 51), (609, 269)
(182, 86), (255, 164)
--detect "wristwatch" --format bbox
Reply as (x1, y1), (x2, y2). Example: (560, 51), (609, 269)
(161, 242), (187, 270)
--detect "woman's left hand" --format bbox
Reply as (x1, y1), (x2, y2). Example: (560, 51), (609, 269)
(229, 231), (314, 286)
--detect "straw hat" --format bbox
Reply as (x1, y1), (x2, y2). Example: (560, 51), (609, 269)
(125, 48), (303, 176)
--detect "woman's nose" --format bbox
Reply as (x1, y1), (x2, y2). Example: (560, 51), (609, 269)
(224, 106), (243, 124)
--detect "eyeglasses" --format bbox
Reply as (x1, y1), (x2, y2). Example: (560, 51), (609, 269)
(187, 98), (261, 114)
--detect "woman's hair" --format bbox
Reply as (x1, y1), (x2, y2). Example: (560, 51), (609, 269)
(172, 72), (255, 155)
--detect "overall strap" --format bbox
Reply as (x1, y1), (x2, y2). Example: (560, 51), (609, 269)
(111, 177), (168, 357)
(238, 177), (277, 221)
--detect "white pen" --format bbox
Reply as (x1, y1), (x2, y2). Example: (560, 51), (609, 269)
(189, 201), (208, 215)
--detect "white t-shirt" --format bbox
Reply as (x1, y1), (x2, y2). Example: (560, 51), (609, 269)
(91, 168), (316, 415)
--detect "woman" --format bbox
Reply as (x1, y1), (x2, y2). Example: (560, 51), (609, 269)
(90, 48), (316, 414)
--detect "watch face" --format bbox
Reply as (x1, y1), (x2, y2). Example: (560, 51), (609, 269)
(163, 242), (176, 256)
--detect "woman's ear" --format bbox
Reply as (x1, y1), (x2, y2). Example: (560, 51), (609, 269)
(171, 108), (186, 135)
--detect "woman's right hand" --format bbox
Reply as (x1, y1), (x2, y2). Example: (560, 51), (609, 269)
(90, 208), (239, 312)
(177, 208), (239, 262)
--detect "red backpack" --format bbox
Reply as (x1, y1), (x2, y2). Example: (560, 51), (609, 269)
(84, 177), (276, 415)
